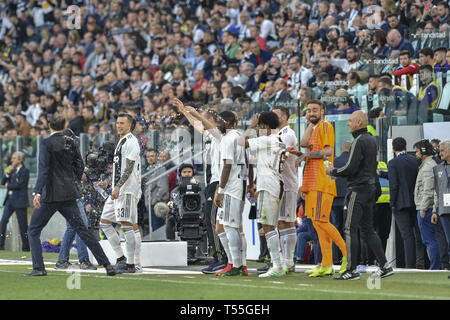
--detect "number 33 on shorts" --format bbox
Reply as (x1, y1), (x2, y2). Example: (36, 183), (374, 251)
(116, 207), (130, 218)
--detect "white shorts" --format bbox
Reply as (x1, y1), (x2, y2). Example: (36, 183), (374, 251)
(217, 194), (244, 228)
(256, 191), (282, 227)
(278, 191), (298, 223)
(101, 194), (138, 225)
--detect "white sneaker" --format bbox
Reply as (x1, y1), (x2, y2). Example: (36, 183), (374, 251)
(259, 266), (285, 278)
(135, 264), (143, 273)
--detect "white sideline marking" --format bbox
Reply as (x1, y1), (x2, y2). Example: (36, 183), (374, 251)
(0, 259), (202, 275)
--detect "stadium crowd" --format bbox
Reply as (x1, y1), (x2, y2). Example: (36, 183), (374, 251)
(0, 0), (449, 276)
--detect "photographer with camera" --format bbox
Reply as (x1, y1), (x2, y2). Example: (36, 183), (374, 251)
(168, 163), (205, 263)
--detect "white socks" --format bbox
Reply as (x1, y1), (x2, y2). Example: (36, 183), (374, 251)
(100, 223), (124, 259)
(266, 229), (282, 269)
(134, 230), (142, 266)
(218, 232), (232, 265)
(224, 226), (242, 268)
(123, 226), (135, 265)
(280, 227), (297, 268)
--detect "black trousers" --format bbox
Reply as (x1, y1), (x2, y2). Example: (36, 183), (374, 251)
(0, 201), (29, 251)
(166, 214), (177, 240)
(344, 185), (388, 271)
(394, 207), (426, 268)
(203, 181), (226, 263)
(435, 218), (450, 268)
(363, 203), (392, 265)
(28, 200), (110, 271)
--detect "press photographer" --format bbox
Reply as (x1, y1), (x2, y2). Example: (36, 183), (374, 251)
(167, 163), (206, 264)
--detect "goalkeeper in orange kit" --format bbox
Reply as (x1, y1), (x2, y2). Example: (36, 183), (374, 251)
(288, 100), (347, 277)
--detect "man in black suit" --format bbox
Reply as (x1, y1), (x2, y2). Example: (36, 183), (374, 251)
(330, 141), (351, 264)
(271, 78), (292, 103)
(388, 137), (426, 268)
(25, 115), (115, 277)
(0, 152), (30, 251)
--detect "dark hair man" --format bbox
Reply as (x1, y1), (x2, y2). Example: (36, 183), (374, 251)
(27, 116), (115, 276)
(388, 137), (424, 269)
(100, 113), (143, 274)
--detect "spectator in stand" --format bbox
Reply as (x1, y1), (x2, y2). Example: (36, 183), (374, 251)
(158, 150), (177, 195)
(386, 29), (415, 58)
(436, 1), (450, 25)
(386, 13), (409, 38)
(393, 50), (420, 89)
(15, 113), (31, 137)
(81, 106), (97, 133)
(271, 78), (291, 103)
(248, 39), (273, 67)
(417, 64), (440, 121)
(25, 91), (43, 127)
(327, 89), (360, 115)
(433, 47), (450, 74)
(418, 47), (435, 68)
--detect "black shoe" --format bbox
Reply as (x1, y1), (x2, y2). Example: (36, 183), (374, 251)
(334, 270), (361, 280)
(218, 266), (246, 277)
(80, 261), (97, 270)
(55, 260), (72, 269)
(24, 269), (47, 277)
(105, 264), (116, 276)
(372, 266), (394, 279)
(115, 257), (127, 273)
(0, 245), (5, 250)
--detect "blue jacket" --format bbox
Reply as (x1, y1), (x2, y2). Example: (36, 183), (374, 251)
(388, 152), (420, 210)
(248, 49), (273, 68)
(33, 132), (84, 203)
(1, 166), (30, 208)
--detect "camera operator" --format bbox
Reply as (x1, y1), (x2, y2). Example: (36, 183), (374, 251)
(167, 164), (198, 240)
(168, 163), (205, 263)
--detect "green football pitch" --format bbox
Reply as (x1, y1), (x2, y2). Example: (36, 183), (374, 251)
(0, 251), (449, 300)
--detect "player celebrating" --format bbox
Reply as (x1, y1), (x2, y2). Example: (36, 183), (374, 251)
(273, 106), (299, 274)
(99, 113), (142, 273)
(288, 100), (347, 277)
(239, 111), (287, 278)
(214, 111), (253, 276)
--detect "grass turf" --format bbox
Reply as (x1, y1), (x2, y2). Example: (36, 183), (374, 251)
(0, 252), (448, 300)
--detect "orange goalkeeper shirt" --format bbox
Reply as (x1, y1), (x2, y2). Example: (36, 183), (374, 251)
(302, 120), (337, 196)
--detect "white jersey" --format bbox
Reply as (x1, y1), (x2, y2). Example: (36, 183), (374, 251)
(278, 125), (298, 191)
(205, 129), (222, 184)
(248, 134), (285, 198)
(220, 129), (247, 200)
(112, 132), (142, 199)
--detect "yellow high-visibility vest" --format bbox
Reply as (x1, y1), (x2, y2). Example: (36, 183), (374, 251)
(377, 161), (390, 204)
(418, 80), (440, 110)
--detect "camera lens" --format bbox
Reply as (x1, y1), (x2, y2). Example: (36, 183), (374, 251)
(184, 195), (200, 211)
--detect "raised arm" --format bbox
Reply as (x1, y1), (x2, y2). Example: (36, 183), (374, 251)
(172, 98), (205, 134)
(237, 113), (259, 148)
